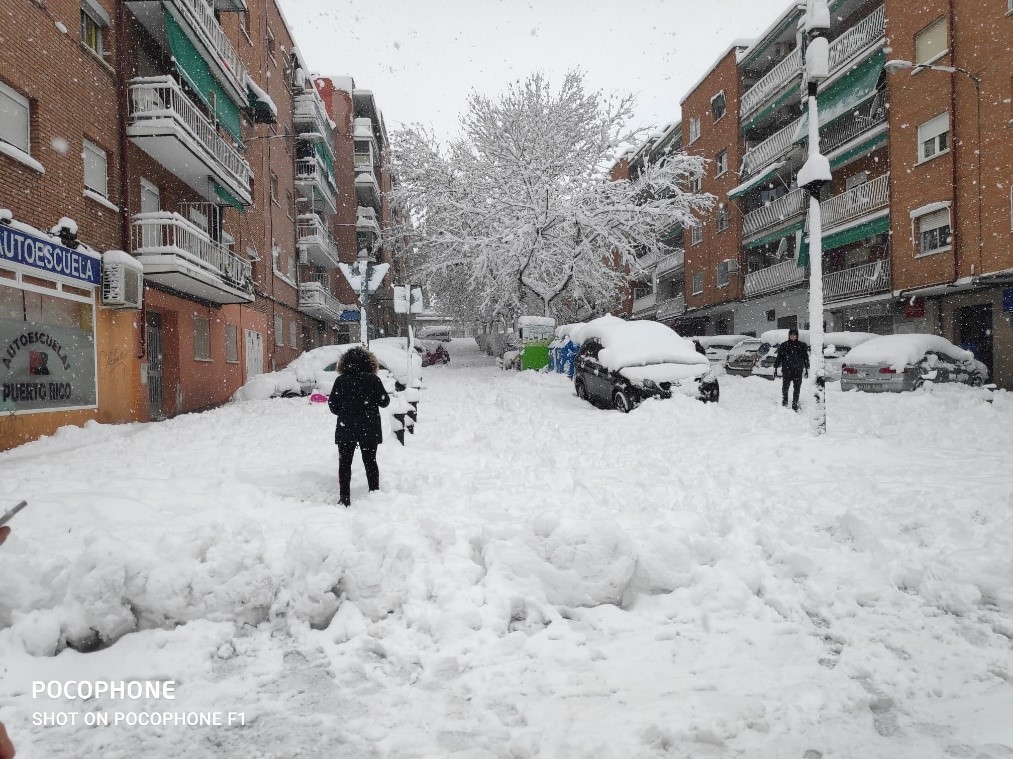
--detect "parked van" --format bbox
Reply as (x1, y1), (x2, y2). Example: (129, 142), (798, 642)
(417, 326), (452, 342)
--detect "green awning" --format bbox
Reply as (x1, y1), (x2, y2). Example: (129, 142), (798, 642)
(313, 139), (335, 175)
(795, 51), (885, 138)
(729, 161), (786, 199)
(214, 182), (245, 211)
(164, 9), (243, 144)
(830, 130), (887, 169)
(744, 220), (805, 249)
(798, 213), (890, 266)
(247, 86), (276, 125)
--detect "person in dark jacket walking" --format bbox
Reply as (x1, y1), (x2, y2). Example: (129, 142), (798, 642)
(773, 328), (809, 411)
(327, 346), (391, 507)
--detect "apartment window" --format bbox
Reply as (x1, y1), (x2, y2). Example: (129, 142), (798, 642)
(716, 261), (730, 288)
(80, 7), (104, 57)
(286, 190), (295, 220)
(225, 324), (239, 363)
(845, 172), (870, 191)
(716, 204), (729, 232)
(916, 208), (951, 256)
(82, 139), (108, 197)
(692, 272), (704, 295)
(715, 150), (727, 177)
(274, 314), (284, 346)
(710, 91), (726, 122)
(0, 81), (31, 154)
(267, 31), (276, 62)
(690, 175), (702, 194)
(240, 10), (252, 41)
(194, 316), (211, 361)
(270, 172), (279, 203)
(915, 17), (948, 65)
(917, 113), (949, 162)
(689, 117), (701, 144)
(691, 224), (703, 246)
(289, 320), (297, 349)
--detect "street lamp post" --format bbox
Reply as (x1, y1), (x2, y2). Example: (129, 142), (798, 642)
(798, 0), (832, 436)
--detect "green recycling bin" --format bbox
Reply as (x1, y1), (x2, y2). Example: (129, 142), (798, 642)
(517, 316), (556, 371)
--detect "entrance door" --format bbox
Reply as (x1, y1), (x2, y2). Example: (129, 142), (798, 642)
(245, 329), (263, 381)
(957, 304), (993, 377)
(140, 178), (160, 248)
(147, 312), (164, 419)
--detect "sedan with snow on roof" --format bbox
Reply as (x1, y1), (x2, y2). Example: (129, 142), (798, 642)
(840, 334), (988, 392)
(693, 335), (752, 364)
(723, 338), (765, 376)
(572, 316), (718, 411)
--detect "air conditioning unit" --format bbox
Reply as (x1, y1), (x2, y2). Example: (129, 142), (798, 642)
(102, 250), (144, 309)
(725, 259), (741, 274)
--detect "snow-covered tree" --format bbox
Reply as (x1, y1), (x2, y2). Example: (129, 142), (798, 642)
(388, 70), (713, 324)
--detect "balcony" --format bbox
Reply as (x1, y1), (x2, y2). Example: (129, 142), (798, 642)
(744, 259), (809, 299)
(822, 174), (889, 231)
(295, 157), (338, 215)
(354, 117), (376, 142)
(128, 77), (252, 206)
(298, 280), (347, 324)
(355, 168), (381, 208)
(126, 0), (247, 104)
(356, 206), (380, 238)
(656, 295), (687, 321)
(742, 188), (807, 239)
(828, 6), (885, 74)
(293, 91), (335, 156)
(741, 119), (801, 178)
(820, 104), (887, 156)
(824, 259), (891, 303)
(632, 291), (657, 317)
(741, 48), (802, 120)
(296, 214), (340, 269)
(131, 212), (253, 303)
(655, 249), (685, 277)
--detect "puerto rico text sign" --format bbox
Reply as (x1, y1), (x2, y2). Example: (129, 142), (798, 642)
(1, 320), (97, 412)
(0, 225), (101, 287)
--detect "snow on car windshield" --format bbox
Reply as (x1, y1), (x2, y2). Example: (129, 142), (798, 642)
(576, 314), (708, 370)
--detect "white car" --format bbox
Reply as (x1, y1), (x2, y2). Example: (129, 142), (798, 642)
(692, 335), (752, 363)
(751, 330), (877, 381)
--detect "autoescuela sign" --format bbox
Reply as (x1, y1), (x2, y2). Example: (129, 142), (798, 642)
(0, 224), (101, 286)
(1, 320), (97, 412)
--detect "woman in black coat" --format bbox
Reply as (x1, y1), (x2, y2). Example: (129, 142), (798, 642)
(327, 346), (390, 506)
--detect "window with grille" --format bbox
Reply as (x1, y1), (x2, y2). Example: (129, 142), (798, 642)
(225, 324), (239, 363)
(289, 321), (298, 349)
(194, 316), (211, 360)
(0, 81), (31, 154)
(274, 314), (284, 346)
(716, 204), (729, 232)
(917, 113), (949, 162)
(82, 139), (108, 196)
(80, 5), (104, 57)
(710, 91), (726, 122)
(692, 272), (704, 294)
(915, 17), (948, 64)
(689, 117), (701, 144)
(715, 150), (727, 177)
(917, 208), (951, 255)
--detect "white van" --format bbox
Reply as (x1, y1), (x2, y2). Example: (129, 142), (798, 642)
(417, 326), (452, 342)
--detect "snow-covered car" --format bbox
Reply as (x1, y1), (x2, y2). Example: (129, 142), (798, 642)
(723, 338), (765, 376)
(751, 330), (811, 380)
(692, 335), (752, 363)
(573, 315), (718, 411)
(840, 334), (988, 392)
(821, 332), (878, 381)
(417, 326), (452, 342)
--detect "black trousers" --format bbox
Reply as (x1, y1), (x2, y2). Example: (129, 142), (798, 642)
(781, 372), (803, 409)
(338, 440), (379, 503)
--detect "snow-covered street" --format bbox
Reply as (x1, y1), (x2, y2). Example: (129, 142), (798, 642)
(2, 339), (1012, 758)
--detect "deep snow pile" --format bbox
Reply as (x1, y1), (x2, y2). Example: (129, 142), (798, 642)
(1, 341), (1012, 758)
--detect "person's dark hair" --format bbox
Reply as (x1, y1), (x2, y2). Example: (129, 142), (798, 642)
(788, 328), (799, 338)
(338, 346), (379, 375)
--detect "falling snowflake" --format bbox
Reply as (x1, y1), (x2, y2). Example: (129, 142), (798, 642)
(51, 137), (70, 155)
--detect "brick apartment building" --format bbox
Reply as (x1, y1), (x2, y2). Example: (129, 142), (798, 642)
(620, 0), (1012, 389)
(0, 0), (399, 450)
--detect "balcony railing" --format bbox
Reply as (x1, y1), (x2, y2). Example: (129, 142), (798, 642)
(354, 152), (373, 171)
(128, 77), (251, 204)
(167, 0), (247, 99)
(744, 259), (809, 298)
(828, 6), (885, 73)
(293, 91), (335, 152)
(296, 214), (340, 269)
(632, 291), (657, 315)
(295, 157), (338, 214)
(354, 117), (375, 140)
(656, 295), (687, 320)
(742, 119), (802, 178)
(355, 169), (381, 206)
(131, 212), (252, 300)
(298, 281), (345, 323)
(824, 259), (890, 303)
(742, 188), (807, 239)
(655, 249), (685, 277)
(741, 48), (802, 119)
(821, 174), (889, 231)
(820, 104), (887, 155)
(356, 206), (380, 236)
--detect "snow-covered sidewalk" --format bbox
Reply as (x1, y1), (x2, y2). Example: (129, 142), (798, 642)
(1, 340), (1012, 758)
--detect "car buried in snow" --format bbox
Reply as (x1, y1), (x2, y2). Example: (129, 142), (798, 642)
(572, 316), (718, 411)
(692, 335), (752, 364)
(840, 334), (989, 392)
(723, 338), (765, 377)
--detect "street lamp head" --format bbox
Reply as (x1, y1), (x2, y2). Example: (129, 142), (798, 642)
(884, 59), (915, 73)
(357, 248), (369, 262)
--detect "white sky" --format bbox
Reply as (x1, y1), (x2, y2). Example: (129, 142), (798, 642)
(278, 0), (786, 141)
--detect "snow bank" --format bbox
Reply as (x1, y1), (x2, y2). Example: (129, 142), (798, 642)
(844, 334), (974, 370)
(578, 315), (708, 370)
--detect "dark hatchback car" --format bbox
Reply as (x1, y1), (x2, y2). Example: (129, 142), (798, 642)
(574, 338), (719, 412)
